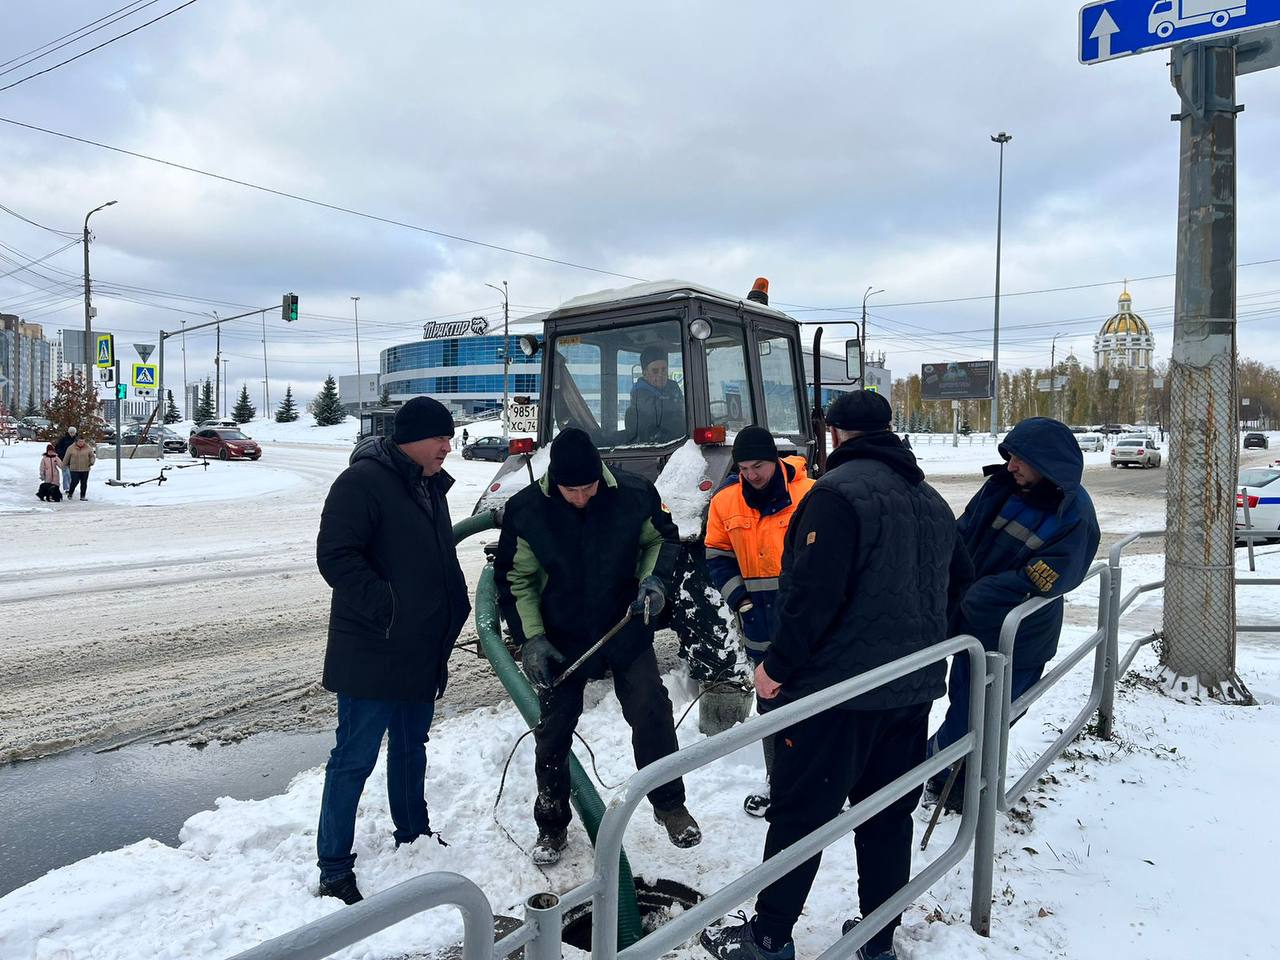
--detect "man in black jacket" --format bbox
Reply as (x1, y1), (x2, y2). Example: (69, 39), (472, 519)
(313, 396), (470, 905)
(494, 427), (701, 865)
(54, 425), (77, 493)
(702, 391), (969, 960)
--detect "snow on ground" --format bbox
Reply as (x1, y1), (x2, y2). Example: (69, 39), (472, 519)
(4, 547), (1278, 959)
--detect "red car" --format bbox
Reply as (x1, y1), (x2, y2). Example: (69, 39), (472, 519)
(189, 427), (262, 461)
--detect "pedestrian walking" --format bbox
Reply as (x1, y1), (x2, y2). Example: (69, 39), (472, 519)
(54, 425), (77, 494)
(60, 436), (96, 501)
(313, 396), (470, 905)
(494, 427), (701, 865)
(924, 416), (1100, 811)
(901, 432), (912, 450)
(701, 390), (969, 960)
(461, 427), (469, 445)
(705, 425), (813, 817)
(38, 444), (64, 501)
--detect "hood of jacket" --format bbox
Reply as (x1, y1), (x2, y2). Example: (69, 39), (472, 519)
(351, 435), (455, 495)
(996, 418), (1083, 512)
(825, 430), (924, 485)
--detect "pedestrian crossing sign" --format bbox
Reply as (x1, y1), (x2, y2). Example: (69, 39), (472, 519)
(95, 333), (114, 368)
(131, 363), (157, 388)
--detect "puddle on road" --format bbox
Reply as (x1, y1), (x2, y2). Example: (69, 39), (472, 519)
(0, 729), (335, 897)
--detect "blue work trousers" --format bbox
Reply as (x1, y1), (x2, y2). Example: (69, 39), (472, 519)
(931, 652), (1045, 773)
(316, 694), (435, 882)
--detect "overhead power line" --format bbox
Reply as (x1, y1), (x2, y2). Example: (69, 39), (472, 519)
(0, 200), (78, 237)
(0, 114), (647, 281)
(0, 1), (199, 93)
(0, 1), (159, 76)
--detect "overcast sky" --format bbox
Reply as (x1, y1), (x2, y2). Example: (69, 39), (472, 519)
(3, 1), (1279, 410)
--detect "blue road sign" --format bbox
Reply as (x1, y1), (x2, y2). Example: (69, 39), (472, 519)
(131, 362), (157, 387)
(1081, 1), (1280, 64)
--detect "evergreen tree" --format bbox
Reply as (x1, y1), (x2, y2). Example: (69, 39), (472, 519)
(233, 384), (256, 423)
(379, 383), (391, 405)
(313, 375), (345, 426)
(195, 378), (216, 423)
(164, 390), (181, 424)
(23, 390), (39, 419)
(275, 384), (299, 423)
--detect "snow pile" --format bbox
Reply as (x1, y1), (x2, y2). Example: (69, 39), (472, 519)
(655, 440), (713, 539)
(4, 549), (1279, 959)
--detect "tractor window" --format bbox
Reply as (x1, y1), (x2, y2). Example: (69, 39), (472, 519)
(758, 333), (802, 434)
(702, 322), (754, 431)
(550, 319), (686, 448)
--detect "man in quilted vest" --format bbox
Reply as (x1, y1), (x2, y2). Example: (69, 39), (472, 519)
(701, 390), (970, 960)
(705, 426), (813, 817)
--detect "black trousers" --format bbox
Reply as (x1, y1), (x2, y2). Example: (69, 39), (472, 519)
(533, 645), (684, 833)
(754, 701), (931, 955)
(68, 471), (90, 498)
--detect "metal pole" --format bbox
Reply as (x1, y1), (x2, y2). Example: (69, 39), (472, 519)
(1050, 335), (1058, 420)
(1163, 40), (1248, 701)
(524, 892), (563, 960)
(82, 201), (116, 382)
(114, 359), (122, 482)
(214, 312), (221, 417)
(261, 309), (270, 414)
(181, 319), (187, 417)
(158, 333), (165, 462)
(1241, 486), (1256, 573)
(861, 286), (883, 359)
(352, 296), (363, 417)
(990, 132), (1012, 437)
(970, 651), (1004, 937)
(487, 281), (510, 442)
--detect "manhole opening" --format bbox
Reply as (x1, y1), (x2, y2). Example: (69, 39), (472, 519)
(561, 877), (703, 951)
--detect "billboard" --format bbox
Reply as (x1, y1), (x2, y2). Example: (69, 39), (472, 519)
(920, 360), (993, 401)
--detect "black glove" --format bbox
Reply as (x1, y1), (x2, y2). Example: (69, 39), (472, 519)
(521, 634), (565, 690)
(630, 575), (667, 620)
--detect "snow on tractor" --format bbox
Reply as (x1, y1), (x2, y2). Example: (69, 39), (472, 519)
(474, 278), (864, 732)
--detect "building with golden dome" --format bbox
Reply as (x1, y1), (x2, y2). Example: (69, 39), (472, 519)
(1093, 288), (1154, 371)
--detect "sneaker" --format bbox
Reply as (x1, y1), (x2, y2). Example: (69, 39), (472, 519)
(318, 874), (363, 905)
(840, 918), (897, 960)
(654, 803), (702, 848)
(530, 829), (568, 866)
(700, 913), (794, 960)
(743, 791), (770, 819)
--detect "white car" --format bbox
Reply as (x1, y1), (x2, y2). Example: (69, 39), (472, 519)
(1076, 433), (1105, 452)
(1237, 468), (1280, 540)
(1110, 437), (1162, 468)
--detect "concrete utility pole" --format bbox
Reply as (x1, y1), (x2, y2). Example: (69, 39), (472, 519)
(82, 200), (116, 380)
(990, 132), (1012, 437)
(486, 281), (510, 442)
(351, 296), (363, 416)
(861, 286), (883, 358)
(1161, 39), (1249, 702)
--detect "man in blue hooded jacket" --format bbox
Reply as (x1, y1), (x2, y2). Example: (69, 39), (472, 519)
(926, 416), (1100, 808)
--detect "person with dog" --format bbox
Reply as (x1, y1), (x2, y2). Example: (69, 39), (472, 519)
(60, 436), (96, 501)
(494, 426), (700, 865)
(38, 443), (64, 502)
(705, 425), (813, 817)
(313, 396), (470, 905)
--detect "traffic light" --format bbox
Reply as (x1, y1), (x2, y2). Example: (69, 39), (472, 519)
(282, 292), (299, 322)
(116, 383), (127, 400)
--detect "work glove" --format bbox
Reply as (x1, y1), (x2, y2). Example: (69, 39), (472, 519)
(521, 634), (565, 690)
(630, 575), (667, 620)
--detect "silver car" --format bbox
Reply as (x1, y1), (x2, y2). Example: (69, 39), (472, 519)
(1110, 437), (1162, 468)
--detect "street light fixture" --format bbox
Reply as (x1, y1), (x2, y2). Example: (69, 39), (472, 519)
(485, 280), (510, 442)
(82, 200), (117, 381)
(990, 131), (1012, 437)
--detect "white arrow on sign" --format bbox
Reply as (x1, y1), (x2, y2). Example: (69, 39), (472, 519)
(1090, 8), (1119, 60)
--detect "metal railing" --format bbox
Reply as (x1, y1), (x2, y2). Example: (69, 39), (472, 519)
(993, 562), (1111, 810)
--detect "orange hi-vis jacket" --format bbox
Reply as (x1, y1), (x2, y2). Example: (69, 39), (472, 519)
(704, 455), (814, 660)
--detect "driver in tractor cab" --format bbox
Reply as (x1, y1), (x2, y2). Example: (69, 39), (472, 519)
(705, 427), (814, 819)
(625, 343), (686, 444)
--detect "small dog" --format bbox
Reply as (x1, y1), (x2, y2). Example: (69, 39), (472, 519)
(38, 482), (63, 502)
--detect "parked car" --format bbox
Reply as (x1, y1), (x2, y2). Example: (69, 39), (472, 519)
(16, 417), (50, 440)
(122, 426), (188, 453)
(1237, 467), (1280, 541)
(1243, 432), (1270, 450)
(189, 427), (261, 460)
(1110, 437), (1162, 468)
(190, 418), (241, 434)
(462, 436), (509, 462)
(1076, 433), (1105, 453)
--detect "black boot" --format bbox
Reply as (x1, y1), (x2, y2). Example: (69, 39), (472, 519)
(318, 874), (363, 905)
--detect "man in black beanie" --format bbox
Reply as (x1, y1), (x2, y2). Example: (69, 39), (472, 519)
(494, 427), (701, 864)
(702, 391), (970, 960)
(625, 343), (686, 444)
(313, 395), (470, 904)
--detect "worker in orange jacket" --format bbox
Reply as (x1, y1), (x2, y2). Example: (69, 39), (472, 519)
(705, 426), (814, 817)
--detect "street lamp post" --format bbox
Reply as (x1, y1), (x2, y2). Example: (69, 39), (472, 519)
(1049, 332), (1063, 421)
(861, 286), (884, 360)
(485, 281), (510, 442)
(351, 296), (363, 417)
(82, 200), (117, 381)
(990, 131), (1012, 437)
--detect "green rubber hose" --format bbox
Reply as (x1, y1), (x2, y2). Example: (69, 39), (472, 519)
(455, 513), (644, 949)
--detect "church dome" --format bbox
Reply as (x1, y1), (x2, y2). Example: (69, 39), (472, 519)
(1094, 285), (1155, 372)
(1100, 311), (1151, 336)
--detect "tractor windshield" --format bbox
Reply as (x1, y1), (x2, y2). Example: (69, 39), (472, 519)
(550, 318), (687, 449)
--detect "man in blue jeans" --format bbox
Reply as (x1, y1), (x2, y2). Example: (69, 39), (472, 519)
(926, 417), (1100, 811)
(313, 397), (470, 904)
